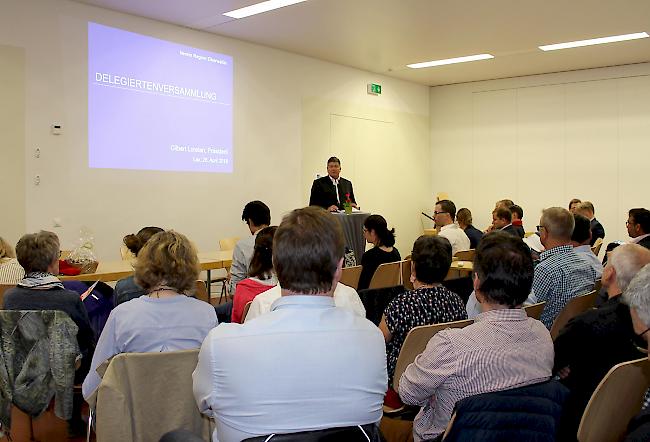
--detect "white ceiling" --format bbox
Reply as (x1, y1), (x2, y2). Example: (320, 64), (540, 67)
(74, 0), (650, 86)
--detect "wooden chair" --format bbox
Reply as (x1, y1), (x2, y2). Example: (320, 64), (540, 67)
(0, 283), (16, 307)
(193, 280), (210, 304)
(550, 290), (597, 340)
(340, 265), (362, 289)
(401, 258), (413, 291)
(393, 318), (473, 391)
(93, 350), (212, 441)
(119, 244), (135, 261)
(369, 261), (403, 289)
(577, 357), (650, 442)
(240, 301), (253, 324)
(213, 237), (240, 304)
(523, 301), (546, 320)
(453, 249), (475, 262)
(591, 237), (604, 256)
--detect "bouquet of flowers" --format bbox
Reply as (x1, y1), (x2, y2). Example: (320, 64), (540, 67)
(343, 193), (353, 214)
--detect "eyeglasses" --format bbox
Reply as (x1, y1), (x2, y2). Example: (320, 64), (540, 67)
(626, 221), (636, 227)
(433, 211), (448, 216)
(536, 225), (546, 233)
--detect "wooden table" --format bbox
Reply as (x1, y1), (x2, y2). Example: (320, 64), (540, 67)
(446, 260), (473, 280)
(60, 251), (233, 295)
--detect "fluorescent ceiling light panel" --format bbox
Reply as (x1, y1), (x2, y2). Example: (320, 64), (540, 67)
(539, 32), (649, 51)
(407, 53), (494, 69)
(224, 0), (308, 19)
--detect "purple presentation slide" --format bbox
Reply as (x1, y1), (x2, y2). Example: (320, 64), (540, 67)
(88, 22), (233, 173)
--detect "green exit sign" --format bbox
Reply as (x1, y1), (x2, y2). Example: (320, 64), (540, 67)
(367, 83), (382, 95)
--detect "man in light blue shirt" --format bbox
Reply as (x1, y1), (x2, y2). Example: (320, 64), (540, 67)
(193, 206), (387, 442)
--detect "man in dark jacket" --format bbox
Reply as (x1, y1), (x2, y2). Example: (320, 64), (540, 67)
(309, 156), (357, 211)
(554, 244), (650, 440)
(576, 201), (605, 246)
(628, 208), (650, 250)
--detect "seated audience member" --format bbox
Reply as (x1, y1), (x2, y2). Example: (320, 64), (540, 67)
(83, 230), (217, 399)
(435, 199), (470, 255)
(554, 244), (650, 439)
(3, 231), (95, 434)
(628, 208), (650, 249)
(357, 214), (401, 291)
(484, 199), (515, 232)
(245, 280), (365, 321)
(193, 206), (387, 441)
(114, 226), (163, 305)
(0, 236), (25, 283)
(231, 226), (277, 323)
(492, 207), (520, 237)
(379, 235), (466, 399)
(456, 208), (483, 249)
(571, 213), (604, 278)
(569, 198), (582, 213)
(229, 200), (271, 294)
(575, 201), (605, 246)
(534, 207), (598, 328)
(510, 204), (526, 238)
(623, 264), (650, 442)
(398, 231), (553, 441)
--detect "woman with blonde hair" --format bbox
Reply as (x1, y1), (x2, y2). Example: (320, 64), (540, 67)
(82, 230), (217, 399)
(0, 236), (25, 284)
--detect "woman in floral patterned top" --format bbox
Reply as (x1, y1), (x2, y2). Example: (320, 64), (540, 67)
(379, 235), (467, 388)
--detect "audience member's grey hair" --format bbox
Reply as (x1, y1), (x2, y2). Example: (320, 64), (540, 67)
(541, 207), (574, 240)
(623, 263), (650, 327)
(609, 244), (650, 292)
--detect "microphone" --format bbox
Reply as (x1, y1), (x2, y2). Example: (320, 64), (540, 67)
(421, 212), (435, 222)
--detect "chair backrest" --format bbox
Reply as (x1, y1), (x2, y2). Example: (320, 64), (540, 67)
(453, 249), (475, 262)
(219, 237), (240, 252)
(193, 280), (210, 304)
(369, 261), (402, 289)
(357, 285), (405, 326)
(523, 301), (546, 320)
(591, 237), (604, 256)
(339, 265), (362, 290)
(577, 357), (650, 442)
(119, 244), (136, 261)
(401, 258), (413, 291)
(242, 423), (381, 441)
(549, 290), (597, 340)
(393, 318), (473, 391)
(95, 350), (212, 442)
(0, 283), (16, 307)
(241, 301), (252, 324)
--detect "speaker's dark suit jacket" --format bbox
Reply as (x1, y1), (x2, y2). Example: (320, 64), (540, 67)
(309, 176), (356, 210)
(590, 219), (605, 246)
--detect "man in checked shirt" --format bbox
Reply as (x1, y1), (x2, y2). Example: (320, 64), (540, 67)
(398, 231), (554, 441)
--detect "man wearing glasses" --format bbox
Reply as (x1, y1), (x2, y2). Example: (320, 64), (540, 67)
(533, 207), (598, 329)
(553, 244), (650, 439)
(627, 208), (650, 250)
(434, 199), (470, 256)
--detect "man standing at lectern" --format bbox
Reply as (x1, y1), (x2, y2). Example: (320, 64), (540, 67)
(309, 157), (358, 212)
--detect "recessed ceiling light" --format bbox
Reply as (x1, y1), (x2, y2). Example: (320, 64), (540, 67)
(407, 54), (494, 69)
(224, 0), (308, 19)
(539, 32), (649, 51)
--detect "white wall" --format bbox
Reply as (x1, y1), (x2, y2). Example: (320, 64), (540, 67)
(430, 63), (650, 246)
(0, 45), (25, 246)
(1, 0), (429, 259)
